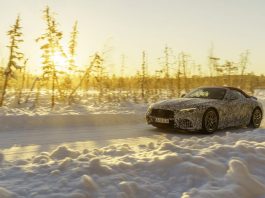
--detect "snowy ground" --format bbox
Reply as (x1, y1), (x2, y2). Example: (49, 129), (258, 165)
(0, 90), (148, 116)
(1, 91), (265, 198)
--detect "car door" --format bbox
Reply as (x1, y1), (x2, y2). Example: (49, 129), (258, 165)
(225, 90), (250, 126)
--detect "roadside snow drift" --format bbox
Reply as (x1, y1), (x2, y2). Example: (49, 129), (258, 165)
(0, 129), (265, 198)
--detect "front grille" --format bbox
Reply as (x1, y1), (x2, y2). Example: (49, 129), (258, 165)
(178, 119), (193, 129)
(150, 109), (174, 118)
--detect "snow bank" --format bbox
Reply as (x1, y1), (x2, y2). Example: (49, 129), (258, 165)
(228, 160), (265, 196)
(182, 159), (265, 198)
(1, 129), (265, 197)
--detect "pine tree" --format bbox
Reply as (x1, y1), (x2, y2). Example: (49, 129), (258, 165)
(93, 53), (106, 97)
(68, 21), (78, 72)
(36, 7), (64, 108)
(61, 21), (79, 95)
(0, 15), (24, 106)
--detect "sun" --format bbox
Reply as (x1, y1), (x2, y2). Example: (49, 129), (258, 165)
(51, 52), (69, 73)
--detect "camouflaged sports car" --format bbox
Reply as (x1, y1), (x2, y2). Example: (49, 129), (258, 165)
(146, 86), (263, 133)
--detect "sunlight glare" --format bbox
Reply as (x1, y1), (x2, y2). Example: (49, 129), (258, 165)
(51, 52), (69, 73)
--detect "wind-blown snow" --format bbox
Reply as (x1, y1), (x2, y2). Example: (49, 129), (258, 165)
(0, 129), (265, 198)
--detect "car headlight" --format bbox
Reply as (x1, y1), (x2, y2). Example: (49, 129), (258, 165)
(179, 107), (197, 112)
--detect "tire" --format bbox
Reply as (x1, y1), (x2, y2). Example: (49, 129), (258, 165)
(202, 108), (219, 133)
(248, 108), (262, 128)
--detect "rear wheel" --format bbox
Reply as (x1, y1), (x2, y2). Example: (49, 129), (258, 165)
(202, 109), (218, 133)
(248, 108), (262, 128)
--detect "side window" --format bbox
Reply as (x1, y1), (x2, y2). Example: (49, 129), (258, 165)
(230, 90), (245, 100)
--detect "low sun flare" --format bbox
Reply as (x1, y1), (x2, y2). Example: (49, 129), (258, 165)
(51, 53), (69, 73)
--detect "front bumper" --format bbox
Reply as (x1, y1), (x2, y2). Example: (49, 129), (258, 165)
(146, 116), (175, 127)
(146, 106), (205, 131)
(146, 115), (198, 131)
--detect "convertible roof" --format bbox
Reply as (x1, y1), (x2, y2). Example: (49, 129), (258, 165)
(225, 86), (251, 98)
(201, 86), (251, 98)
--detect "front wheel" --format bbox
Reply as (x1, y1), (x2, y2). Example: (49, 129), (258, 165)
(248, 108), (262, 128)
(202, 109), (219, 133)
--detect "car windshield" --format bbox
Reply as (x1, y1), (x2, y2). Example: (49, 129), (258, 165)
(184, 88), (226, 100)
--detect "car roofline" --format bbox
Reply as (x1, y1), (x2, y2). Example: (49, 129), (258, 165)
(198, 86), (251, 98)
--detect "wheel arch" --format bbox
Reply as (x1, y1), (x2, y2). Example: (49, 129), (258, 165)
(204, 107), (219, 118)
(252, 106), (263, 118)
(253, 106), (262, 112)
(202, 107), (220, 128)
(248, 106), (263, 128)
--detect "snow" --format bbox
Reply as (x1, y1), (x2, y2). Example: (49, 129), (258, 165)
(81, 175), (98, 191)
(50, 146), (81, 160)
(0, 92), (265, 197)
(0, 126), (265, 197)
(0, 187), (14, 198)
(0, 90), (148, 116)
(0, 151), (4, 163)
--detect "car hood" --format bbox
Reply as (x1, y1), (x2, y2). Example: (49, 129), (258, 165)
(151, 98), (218, 110)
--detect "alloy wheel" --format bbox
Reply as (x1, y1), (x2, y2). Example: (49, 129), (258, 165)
(252, 108), (262, 127)
(204, 110), (218, 133)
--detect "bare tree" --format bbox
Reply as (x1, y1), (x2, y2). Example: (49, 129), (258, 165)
(223, 61), (238, 85)
(239, 50), (250, 88)
(139, 51), (148, 99)
(163, 46), (170, 78)
(117, 54), (126, 93)
(176, 55), (182, 97)
(68, 53), (103, 104)
(17, 59), (28, 104)
(179, 52), (189, 92)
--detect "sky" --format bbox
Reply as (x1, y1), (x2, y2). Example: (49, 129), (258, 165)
(0, 0), (265, 76)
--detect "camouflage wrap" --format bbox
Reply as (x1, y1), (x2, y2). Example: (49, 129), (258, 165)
(146, 87), (263, 131)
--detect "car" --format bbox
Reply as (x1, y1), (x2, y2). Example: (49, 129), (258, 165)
(146, 86), (263, 133)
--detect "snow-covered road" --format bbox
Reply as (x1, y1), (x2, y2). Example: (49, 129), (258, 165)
(0, 114), (255, 161)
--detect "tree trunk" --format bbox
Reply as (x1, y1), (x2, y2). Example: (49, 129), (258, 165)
(51, 70), (55, 108)
(0, 73), (10, 107)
